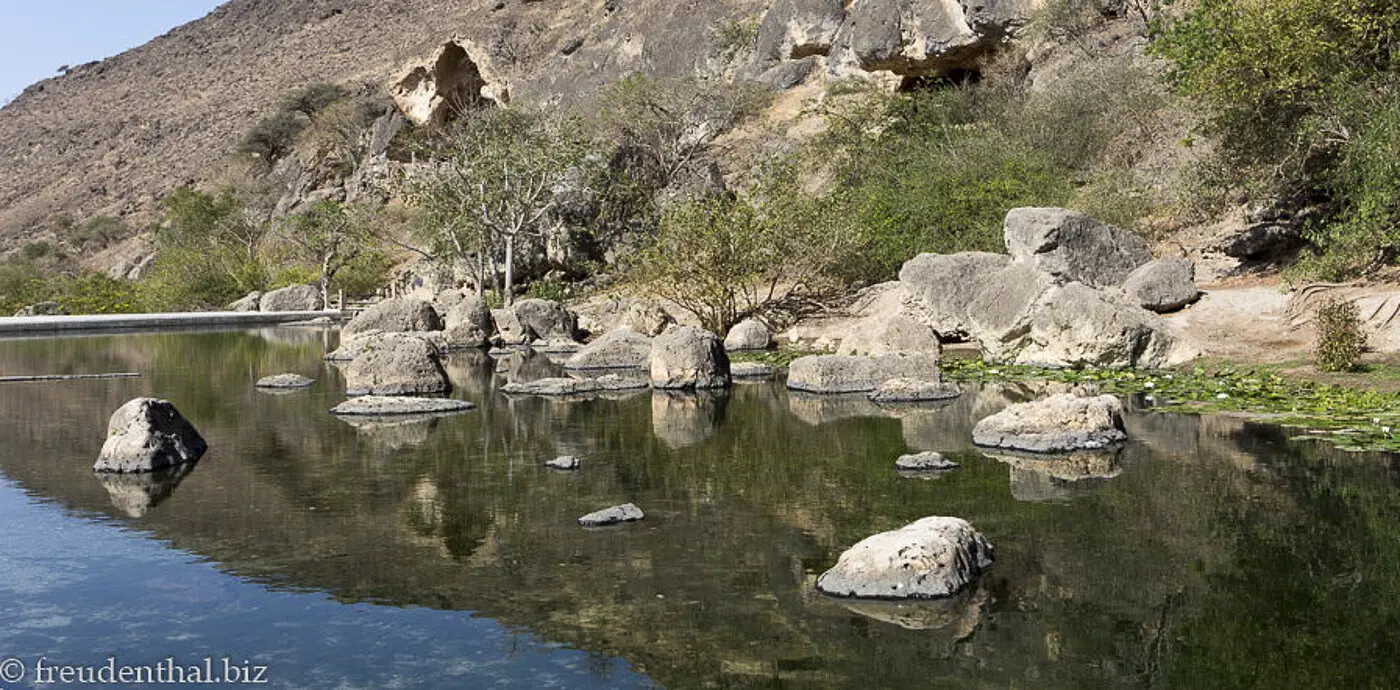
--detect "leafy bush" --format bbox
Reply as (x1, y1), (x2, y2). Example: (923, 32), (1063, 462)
(281, 83), (349, 117)
(239, 110), (308, 161)
(1314, 298), (1366, 372)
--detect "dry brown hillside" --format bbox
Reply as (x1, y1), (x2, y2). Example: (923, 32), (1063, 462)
(0, 0), (769, 250)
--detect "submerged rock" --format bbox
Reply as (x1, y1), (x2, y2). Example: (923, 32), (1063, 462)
(578, 503), (645, 526)
(730, 362), (775, 380)
(972, 393), (1127, 453)
(95, 398), (208, 473)
(545, 456), (581, 471)
(894, 451), (959, 472)
(255, 373), (315, 389)
(96, 463), (196, 517)
(650, 326), (731, 389)
(330, 396), (475, 416)
(816, 516), (994, 599)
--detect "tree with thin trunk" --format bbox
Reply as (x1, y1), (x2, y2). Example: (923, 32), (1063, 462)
(399, 108), (590, 305)
(277, 200), (373, 309)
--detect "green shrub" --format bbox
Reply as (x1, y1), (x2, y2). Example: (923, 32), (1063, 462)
(239, 110), (308, 161)
(281, 83), (349, 117)
(1314, 298), (1366, 372)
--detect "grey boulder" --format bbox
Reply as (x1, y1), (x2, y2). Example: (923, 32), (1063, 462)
(259, 284), (323, 312)
(500, 374), (649, 397)
(255, 373), (314, 389)
(94, 398), (208, 473)
(578, 503), (645, 527)
(1003, 207), (1152, 288)
(1010, 282), (1191, 369)
(972, 393), (1127, 453)
(546, 456), (581, 471)
(724, 319), (772, 351)
(894, 451), (959, 472)
(897, 252), (1012, 340)
(566, 328), (654, 370)
(343, 334), (451, 396)
(786, 354), (940, 394)
(343, 297), (443, 339)
(330, 396), (475, 416)
(228, 291), (262, 312)
(869, 378), (961, 404)
(816, 516), (994, 599)
(512, 298), (578, 342)
(1121, 257), (1201, 313)
(730, 362), (775, 380)
(650, 326), (731, 389)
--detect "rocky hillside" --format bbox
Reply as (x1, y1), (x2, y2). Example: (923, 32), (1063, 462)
(0, 0), (1036, 256)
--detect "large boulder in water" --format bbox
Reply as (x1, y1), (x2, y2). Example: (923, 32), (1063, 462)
(816, 516), (994, 599)
(566, 328), (654, 370)
(972, 393), (1127, 453)
(1003, 207), (1151, 288)
(259, 284), (323, 312)
(440, 294), (493, 350)
(343, 297), (442, 339)
(343, 334), (451, 396)
(1121, 257), (1201, 313)
(650, 326), (731, 389)
(94, 398), (208, 473)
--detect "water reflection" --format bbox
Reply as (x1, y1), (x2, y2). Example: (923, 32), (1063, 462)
(1, 330), (1400, 687)
(95, 462), (197, 517)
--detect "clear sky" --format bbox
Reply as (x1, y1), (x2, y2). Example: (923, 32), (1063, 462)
(0, 1), (227, 104)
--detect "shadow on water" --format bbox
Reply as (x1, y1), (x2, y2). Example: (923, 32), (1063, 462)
(1, 329), (1400, 687)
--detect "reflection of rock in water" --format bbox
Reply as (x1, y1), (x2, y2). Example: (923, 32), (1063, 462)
(336, 415), (446, 450)
(442, 350), (495, 397)
(503, 348), (564, 383)
(96, 463), (196, 518)
(786, 392), (883, 426)
(831, 586), (989, 636)
(250, 326), (333, 348)
(985, 448), (1125, 502)
(652, 390), (727, 449)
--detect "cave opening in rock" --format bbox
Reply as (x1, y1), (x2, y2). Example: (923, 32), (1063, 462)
(898, 68), (982, 92)
(430, 42), (489, 124)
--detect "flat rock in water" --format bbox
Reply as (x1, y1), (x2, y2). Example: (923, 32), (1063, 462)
(546, 456), (581, 470)
(500, 374), (649, 396)
(94, 398), (208, 473)
(331, 396), (475, 416)
(578, 503), (645, 526)
(894, 451), (959, 472)
(255, 373), (315, 389)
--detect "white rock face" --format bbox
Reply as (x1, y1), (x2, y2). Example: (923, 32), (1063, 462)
(390, 39), (508, 125)
(972, 393), (1127, 453)
(817, 516), (994, 599)
(94, 398), (208, 473)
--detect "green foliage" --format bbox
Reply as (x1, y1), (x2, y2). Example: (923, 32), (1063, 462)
(525, 276), (568, 302)
(1314, 298), (1366, 373)
(281, 82), (350, 117)
(1151, 0), (1400, 276)
(0, 258), (140, 315)
(143, 187), (271, 310)
(239, 82), (353, 161)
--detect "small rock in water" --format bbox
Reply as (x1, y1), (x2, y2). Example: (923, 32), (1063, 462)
(894, 451), (959, 472)
(817, 516), (993, 599)
(578, 503), (645, 527)
(729, 362), (774, 380)
(330, 396), (475, 417)
(255, 373), (315, 389)
(869, 378), (960, 404)
(546, 456), (581, 471)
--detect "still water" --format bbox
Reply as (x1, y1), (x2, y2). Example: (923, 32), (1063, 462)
(0, 328), (1398, 688)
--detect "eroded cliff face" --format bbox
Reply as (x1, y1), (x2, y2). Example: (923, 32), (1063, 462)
(0, 0), (1037, 255)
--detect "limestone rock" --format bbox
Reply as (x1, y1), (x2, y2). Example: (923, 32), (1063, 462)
(255, 373), (314, 389)
(832, 0), (1034, 77)
(326, 330), (393, 362)
(573, 296), (674, 338)
(972, 393), (1127, 453)
(439, 294), (494, 349)
(500, 374), (649, 397)
(786, 354), (940, 394)
(724, 319), (772, 352)
(964, 262), (1057, 361)
(754, 0), (846, 62)
(1011, 283), (1190, 369)
(330, 396), (475, 416)
(816, 516), (994, 599)
(512, 298), (578, 342)
(343, 334), (451, 396)
(491, 307), (532, 345)
(228, 291), (262, 312)
(343, 297), (443, 339)
(894, 451), (959, 472)
(390, 39), (508, 126)
(545, 456), (581, 471)
(259, 284), (323, 312)
(730, 362), (775, 380)
(837, 302), (942, 357)
(94, 398), (207, 473)
(650, 326), (731, 389)
(578, 503), (645, 527)
(1003, 207), (1152, 288)
(566, 328), (654, 370)
(1121, 257), (1201, 313)
(897, 252), (1012, 339)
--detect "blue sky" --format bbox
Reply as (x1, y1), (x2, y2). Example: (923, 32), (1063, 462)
(0, 1), (226, 104)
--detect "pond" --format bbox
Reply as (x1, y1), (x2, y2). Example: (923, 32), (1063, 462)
(0, 329), (1398, 688)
